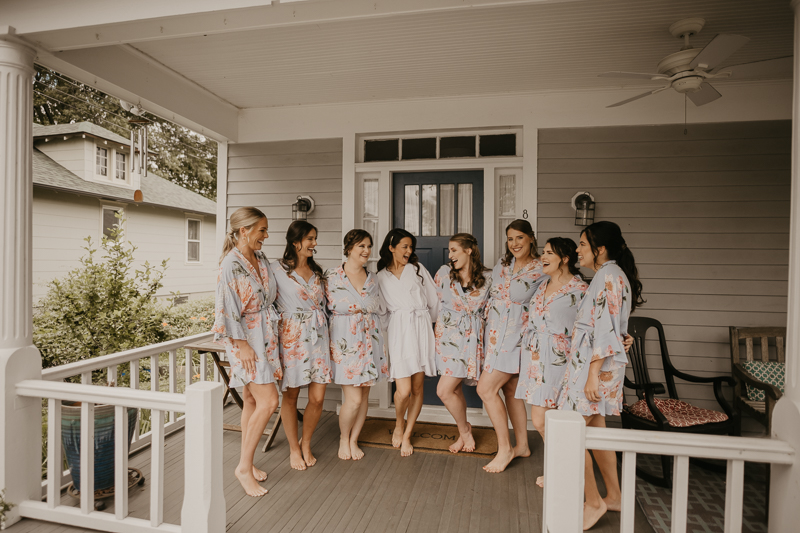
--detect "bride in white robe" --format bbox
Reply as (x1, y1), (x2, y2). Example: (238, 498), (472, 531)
(375, 229), (439, 457)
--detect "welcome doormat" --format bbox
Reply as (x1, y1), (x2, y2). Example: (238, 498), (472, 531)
(358, 418), (498, 457)
(634, 454), (768, 533)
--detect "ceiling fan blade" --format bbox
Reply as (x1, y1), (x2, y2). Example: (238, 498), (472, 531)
(687, 83), (722, 106)
(606, 86), (670, 108)
(690, 34), (750, 70)
(719, 56), (792, 79)
(598, 71), (668, 80)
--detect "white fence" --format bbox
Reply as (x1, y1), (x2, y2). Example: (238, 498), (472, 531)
(542, 410), (795, 533)
(13, 332), (225, 533)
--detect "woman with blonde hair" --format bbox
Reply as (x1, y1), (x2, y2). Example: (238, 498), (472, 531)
(212, 207), (281, 497)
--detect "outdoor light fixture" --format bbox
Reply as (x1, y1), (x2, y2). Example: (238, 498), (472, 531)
(571, 191), (595, 226)
(292, 195), (316, 221)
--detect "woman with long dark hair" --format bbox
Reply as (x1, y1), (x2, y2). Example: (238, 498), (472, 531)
(477, 219), (546, 473)
(433, 233), (492, 453)
(515, 237), (588, 488)
(558, 220), (644, 530)
(375, 228), (439, 457)
(271, 220), (332, 471)
(325, 229), (389, 461)
(212, 207), (281, 497)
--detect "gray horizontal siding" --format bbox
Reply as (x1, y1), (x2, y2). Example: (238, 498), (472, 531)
(537, 120), (791, 415)
(227, 139), (343, 270)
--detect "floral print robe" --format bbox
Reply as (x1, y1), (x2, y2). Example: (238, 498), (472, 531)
(558, 261), (631, 417)
(483, 257), (546, 374)
(271, 261), (332, 391)
(212, 248), (282, 387)
(325, 265), (389, 386)
(515, 275), (588, 408)
(433, 265), (492, 385)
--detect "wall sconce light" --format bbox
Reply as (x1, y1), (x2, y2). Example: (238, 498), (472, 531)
(292, 195), (316, 221)
(571, 191), (595, 226)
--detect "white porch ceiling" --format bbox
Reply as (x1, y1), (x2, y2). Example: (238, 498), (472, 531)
(124, 0), (793, 109)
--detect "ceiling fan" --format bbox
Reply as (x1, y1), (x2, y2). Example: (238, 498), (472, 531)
(600, 18), (792, 108)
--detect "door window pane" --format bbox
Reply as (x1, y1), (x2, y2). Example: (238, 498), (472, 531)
(404, 185), (420, 236)
(364, 139), (399, 162)
(363, 179), (378, 218)
(402, 138), (436, 160)
(480, 134), (516, 157)
(458, 184), (473, 234)
(498, 174), (516, 216)
(439, 184), (455, 236)
(440, 136), (476, 158)
(421, 184), (437, 236)
(363, 218), (378, 259)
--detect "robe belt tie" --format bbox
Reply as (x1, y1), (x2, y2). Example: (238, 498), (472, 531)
(282, 306), (326, 345)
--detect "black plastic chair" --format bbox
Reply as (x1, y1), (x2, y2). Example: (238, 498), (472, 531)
(621, 316), (739, 487)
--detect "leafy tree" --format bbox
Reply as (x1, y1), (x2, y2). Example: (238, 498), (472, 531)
(33, 65), (217, 200)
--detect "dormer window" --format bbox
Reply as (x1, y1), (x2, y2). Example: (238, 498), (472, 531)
(96, 146), (108, 176)
(115, 152), (126, 180)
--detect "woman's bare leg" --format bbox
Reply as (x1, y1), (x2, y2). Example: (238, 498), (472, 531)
(234, 383), (279, 496)
(393, 377), (412, 448)
(401, 372), (426, 456)
(301, 382), (327, 466)
(588, 415), (621, 511)
(477, 369), (515, 473)
(530, 405), (549, 488)
(437, 376), (475, 453)
(349, 387), (371, 460)
(239, 386), (267, 481)
(583, 415), (609, 530)
(502, 376), (530, 458)
(280, 387), (306, 471)
(338, 385), (363, 460)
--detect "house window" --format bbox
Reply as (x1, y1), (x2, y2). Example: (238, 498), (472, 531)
(497, 173), (517, 258)
(102, 207), (122, 241)
(362, 179), (379, 260)
(115, 152), (126, 180)
(96, 146), (108, 176)
(187, 218), (201, 263)
(361, 132), (517, 162)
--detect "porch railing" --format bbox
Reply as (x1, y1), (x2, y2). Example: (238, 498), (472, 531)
(14, 332), (225, 533)
(542, 410), (795, 533)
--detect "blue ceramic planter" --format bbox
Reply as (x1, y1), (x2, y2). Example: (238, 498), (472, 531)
(61, 403), (138, 493)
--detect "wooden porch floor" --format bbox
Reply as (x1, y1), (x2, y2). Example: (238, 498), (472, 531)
(9, 406), (653, 533)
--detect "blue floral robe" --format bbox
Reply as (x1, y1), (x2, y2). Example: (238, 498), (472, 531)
(325, 265), (389, 386)
(515, 275), (588, 408)
(483, 258), (546, 374)
(433, 265), (492, 385)
(271, 261), (332, 391)
(212, 248), (281, 387)
(558, 261), (631, 416)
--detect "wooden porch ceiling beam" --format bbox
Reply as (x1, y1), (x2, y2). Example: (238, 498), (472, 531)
(14, 0), (578, 52)
(34, 44), (239, 142)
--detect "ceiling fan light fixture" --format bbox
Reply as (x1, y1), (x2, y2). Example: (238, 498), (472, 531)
(672, 76), (704, 93)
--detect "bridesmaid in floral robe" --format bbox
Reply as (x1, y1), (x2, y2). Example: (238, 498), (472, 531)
(272, 221), (332, 471)
(477, 219), (545, 473)
(514, 237), (588, 488)
(433, 233), (492, 454)
(558, 221), (644, 530)
(326, 229), (389, 461)
(212, 207), (280, 498)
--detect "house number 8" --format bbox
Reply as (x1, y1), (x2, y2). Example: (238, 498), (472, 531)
(522, 209), (529, 219)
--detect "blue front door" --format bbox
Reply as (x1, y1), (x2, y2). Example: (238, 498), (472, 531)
(392, 170), (484, 408)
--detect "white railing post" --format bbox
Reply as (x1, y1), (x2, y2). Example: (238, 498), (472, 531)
(543, 410), (585, 533)
(181, 381), (225, 533)
(771, 3), (800, 532)
(0, 30), (41, 530)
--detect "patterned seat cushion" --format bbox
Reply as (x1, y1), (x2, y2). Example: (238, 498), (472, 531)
(741, 361), (785, 402)
(626, 398), (728, 428)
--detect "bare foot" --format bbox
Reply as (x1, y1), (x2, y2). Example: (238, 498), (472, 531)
(483, 447), (515, 473)
(603, 497), (621, 512)
(392, 425), (404, 448)
(514, 443), (531, 458)
(536, 475), (544, 488)
(235, 467), (268, 497)
(302, 447), (317, 467)
(289, 449), (307, 471)
(449, 434), (465, 453)
(401, 437), (414, 457)
(461, 424), (476, 453)
(338, 438), (352, 460)
(583, 500), (608, 531)
(252, 466), (268, 482)
(350, 441), (365, 461)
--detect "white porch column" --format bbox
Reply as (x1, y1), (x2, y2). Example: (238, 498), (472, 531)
(0, 27), (42, 528)
(770, 2), (800, 530)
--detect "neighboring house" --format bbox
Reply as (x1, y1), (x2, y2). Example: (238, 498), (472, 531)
(32, 122), (217, 303)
